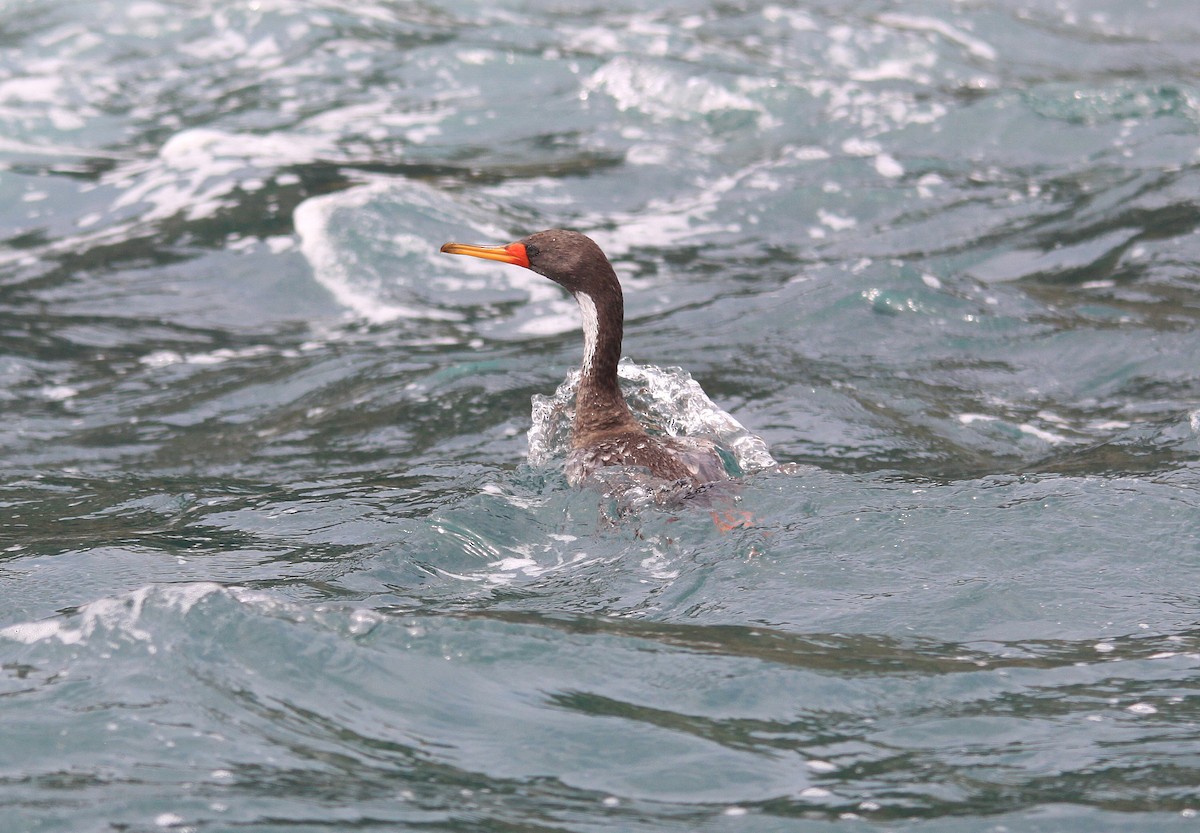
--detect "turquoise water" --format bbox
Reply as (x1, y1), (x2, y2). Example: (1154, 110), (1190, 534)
(3, 1), (1200, 830)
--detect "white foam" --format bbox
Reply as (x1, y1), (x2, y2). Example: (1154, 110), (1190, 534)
(0, 583), (225, 646)
(762, 6), (818, 30)
(818, 209), (857, 231)
(874, 153), (905, 178)
(481, 550), (600, 586)
(294, 183), (458, 324)
(793, 146), (832, 162)
(1, 621), (62, 645)
(841, 138), (882, 157)
(109, 128), (333, 224)
(139, 345), (273, 369)
(808, 75), (949, 134)
(851, 55), (936, 83)
(0, 75), (64, 104)
(956, 412), (1072, 444)
(511, 300), (583, 337)
(878, 13), (998, 62)
(1018, 423), (1068, 444)
(585, 169), (751, 254)
(585, 55), (773, 127)
(265, 235), (294, 254)
(40, 384), (78, 401)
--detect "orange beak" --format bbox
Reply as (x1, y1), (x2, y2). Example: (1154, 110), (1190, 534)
(440, 241), (530, 269)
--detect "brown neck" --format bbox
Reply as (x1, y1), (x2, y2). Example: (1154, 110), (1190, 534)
(570, 283), (644, 448)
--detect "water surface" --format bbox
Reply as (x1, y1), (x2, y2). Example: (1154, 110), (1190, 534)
(3, 1), (1200, 831)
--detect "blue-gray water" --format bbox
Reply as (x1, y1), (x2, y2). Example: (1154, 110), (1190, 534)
(3, 1), (1200, 831)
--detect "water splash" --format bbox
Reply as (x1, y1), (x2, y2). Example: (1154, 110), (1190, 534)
(0, 583), (226, 646)
(528, 358), (776, 475)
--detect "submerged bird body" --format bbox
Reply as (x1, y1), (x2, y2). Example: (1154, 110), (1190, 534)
(441, 229), (730, 488)
(564, 431), (730, 488)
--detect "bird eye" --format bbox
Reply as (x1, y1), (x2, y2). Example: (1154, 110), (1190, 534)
(525, 243), (540, 260)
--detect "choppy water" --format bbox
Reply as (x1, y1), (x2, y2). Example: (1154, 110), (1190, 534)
(3, 1), (1200, 831)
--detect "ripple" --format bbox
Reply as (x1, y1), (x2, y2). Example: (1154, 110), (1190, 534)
(3, 0), (1200, 830)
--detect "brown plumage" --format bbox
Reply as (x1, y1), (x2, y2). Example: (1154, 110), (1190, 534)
(440, 229), (729, 487)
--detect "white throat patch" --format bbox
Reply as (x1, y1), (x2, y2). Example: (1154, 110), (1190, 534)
(575, 292), (599, 374)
